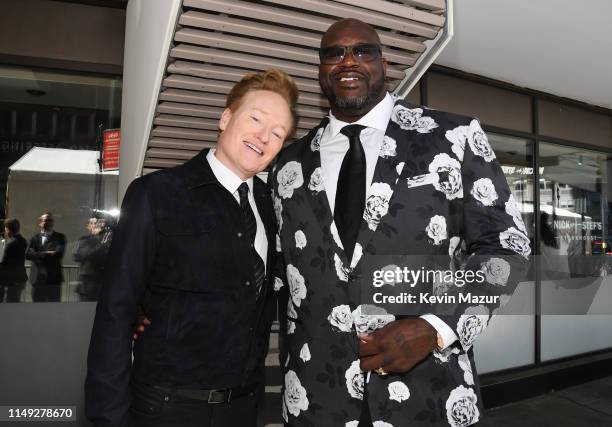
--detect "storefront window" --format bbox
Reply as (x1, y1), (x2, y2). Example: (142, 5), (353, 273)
(0, 65), (121, 303)
(538, 142), (612, 360)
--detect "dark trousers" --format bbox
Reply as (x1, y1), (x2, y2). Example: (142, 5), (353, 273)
(0, 281), (25, 302)
(32, 284), (61, 302)
(127, 380), (258, 427)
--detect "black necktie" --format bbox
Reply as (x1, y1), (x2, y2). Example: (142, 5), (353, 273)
(238, 183), (265, 296)
(335, 124), (366, 260)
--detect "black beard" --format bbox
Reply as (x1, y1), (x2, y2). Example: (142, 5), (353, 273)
(322, 76), (385, 116)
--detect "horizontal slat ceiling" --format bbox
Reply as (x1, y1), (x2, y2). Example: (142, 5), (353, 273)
(144, 0), (446, 170)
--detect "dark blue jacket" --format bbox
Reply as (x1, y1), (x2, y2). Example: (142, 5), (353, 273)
(85, 150), (277, 426)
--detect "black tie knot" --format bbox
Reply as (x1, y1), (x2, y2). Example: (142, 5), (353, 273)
(340, 124), (366, 143)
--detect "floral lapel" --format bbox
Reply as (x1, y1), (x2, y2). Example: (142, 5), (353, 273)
(351, 100), (440, 270)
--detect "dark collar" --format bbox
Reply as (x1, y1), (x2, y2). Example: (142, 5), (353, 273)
(183, 148), (219, 189)
(183, 148), (270, 198)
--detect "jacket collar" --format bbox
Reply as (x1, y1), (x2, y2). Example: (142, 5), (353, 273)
(183, 149), (218, 189)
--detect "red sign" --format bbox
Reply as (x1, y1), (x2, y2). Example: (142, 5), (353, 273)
(102, 129), (120, 170)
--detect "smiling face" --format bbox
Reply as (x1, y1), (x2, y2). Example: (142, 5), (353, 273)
(215, 89), (293, 180)
(319, 19), (388, 122)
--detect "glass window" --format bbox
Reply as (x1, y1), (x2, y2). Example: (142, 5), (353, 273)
(538, 142), (612, 360)
(0, 65), (121, 303)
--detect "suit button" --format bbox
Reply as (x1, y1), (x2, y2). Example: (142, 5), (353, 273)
(245, 280), (251, 286)
(237, 232), (243, 238)
(250, 243), (254, 248)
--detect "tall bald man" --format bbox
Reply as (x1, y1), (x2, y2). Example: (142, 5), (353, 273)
(271, 19), (529, 426)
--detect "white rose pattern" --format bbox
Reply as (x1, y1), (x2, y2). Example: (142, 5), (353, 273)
(310, 127), (323, 151)
(448, 236), (461, 257)
(467, 120), (495, 162)
(428, 153), (463, 200)
(500, 227), (531, 258)
(433, 345), (461, 363)
(505, 194), (527, 234)
(352, 304), (395, 334)
(345, 360), (364, 400)
(284, 370), (309, 417)
(391, 105), (438, 133)
(345, 422), (359, 427)
(273, 195), (283, 231)
(458, 353), (474, 385)
(363, 182), (393, 231)
(457, 305), (490, 349)
(373, 422), (394, 427)
(294, 230), (307, 249)
(470, 178), (498, 206)
(481, 258), (511, 286)
(273, 276), (284, 291)
(445, 125), (469, 161)
(308, 167), (324, 193)
(287, 300), (297, 335)
(277, 161), (304, 199)
(388, 381), (410, 402)
(379, 136), (397, 158)
(328, 305), (354, 332)
(334, 253), (349, 282)
(286, 264), (307, 307)
(299, 343), (311, 363)
(445, 385), (480, 427)
(426, 215), (448, 245)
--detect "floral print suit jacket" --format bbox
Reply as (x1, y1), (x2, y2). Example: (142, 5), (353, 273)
(270, 99), (530, 427)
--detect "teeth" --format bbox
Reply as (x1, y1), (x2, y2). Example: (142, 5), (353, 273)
(340, 77), (358, 81)
(246, 142), (263, 155)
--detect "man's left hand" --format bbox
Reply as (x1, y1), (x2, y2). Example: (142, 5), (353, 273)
(359, 318), (437, 374)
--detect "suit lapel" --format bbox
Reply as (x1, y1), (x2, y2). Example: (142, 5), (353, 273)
(352, 100), (408, 268)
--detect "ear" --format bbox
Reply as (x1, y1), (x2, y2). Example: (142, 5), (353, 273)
(219, 108), (232, 131)
(382, 56), (388, 76)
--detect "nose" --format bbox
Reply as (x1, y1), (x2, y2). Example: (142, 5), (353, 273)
(340, 48), (359, 66)
(256, 127), (270, 144)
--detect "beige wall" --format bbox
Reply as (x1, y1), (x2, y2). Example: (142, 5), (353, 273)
(0, 0), (125, 72)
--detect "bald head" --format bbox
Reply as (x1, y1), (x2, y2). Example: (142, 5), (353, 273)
(321, 19), (381, 49)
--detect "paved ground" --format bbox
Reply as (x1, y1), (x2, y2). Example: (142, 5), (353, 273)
(260, 325), (612, 426)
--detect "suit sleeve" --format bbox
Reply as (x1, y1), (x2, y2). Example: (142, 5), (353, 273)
(85, 178), (157, 427)
(25, 236), (41, 261)
(434, 119), (531, 351)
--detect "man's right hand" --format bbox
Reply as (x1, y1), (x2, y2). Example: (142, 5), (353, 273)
(132, 314), (151, 341)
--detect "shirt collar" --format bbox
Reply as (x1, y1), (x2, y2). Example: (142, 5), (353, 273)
(206, 149), (253, 196)
(326, 92), (394, 139)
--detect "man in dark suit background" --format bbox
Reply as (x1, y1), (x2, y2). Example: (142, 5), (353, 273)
(86, 69), (298, 427)
(25, 212), (66, 302)
(0, 218), (28, 303)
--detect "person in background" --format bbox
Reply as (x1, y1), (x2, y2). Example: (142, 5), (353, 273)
(25, 212), (66, 302)
(74, 217), (112, 302)
(86, 69), (298, 427)
(0, 218), (28, 303)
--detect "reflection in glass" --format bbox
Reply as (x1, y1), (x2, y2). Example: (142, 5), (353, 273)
(0, 65), (121, 302)
(488, 133), (535, 243)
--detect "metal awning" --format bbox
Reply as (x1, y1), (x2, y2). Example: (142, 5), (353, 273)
(143, 0), (452, 171)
